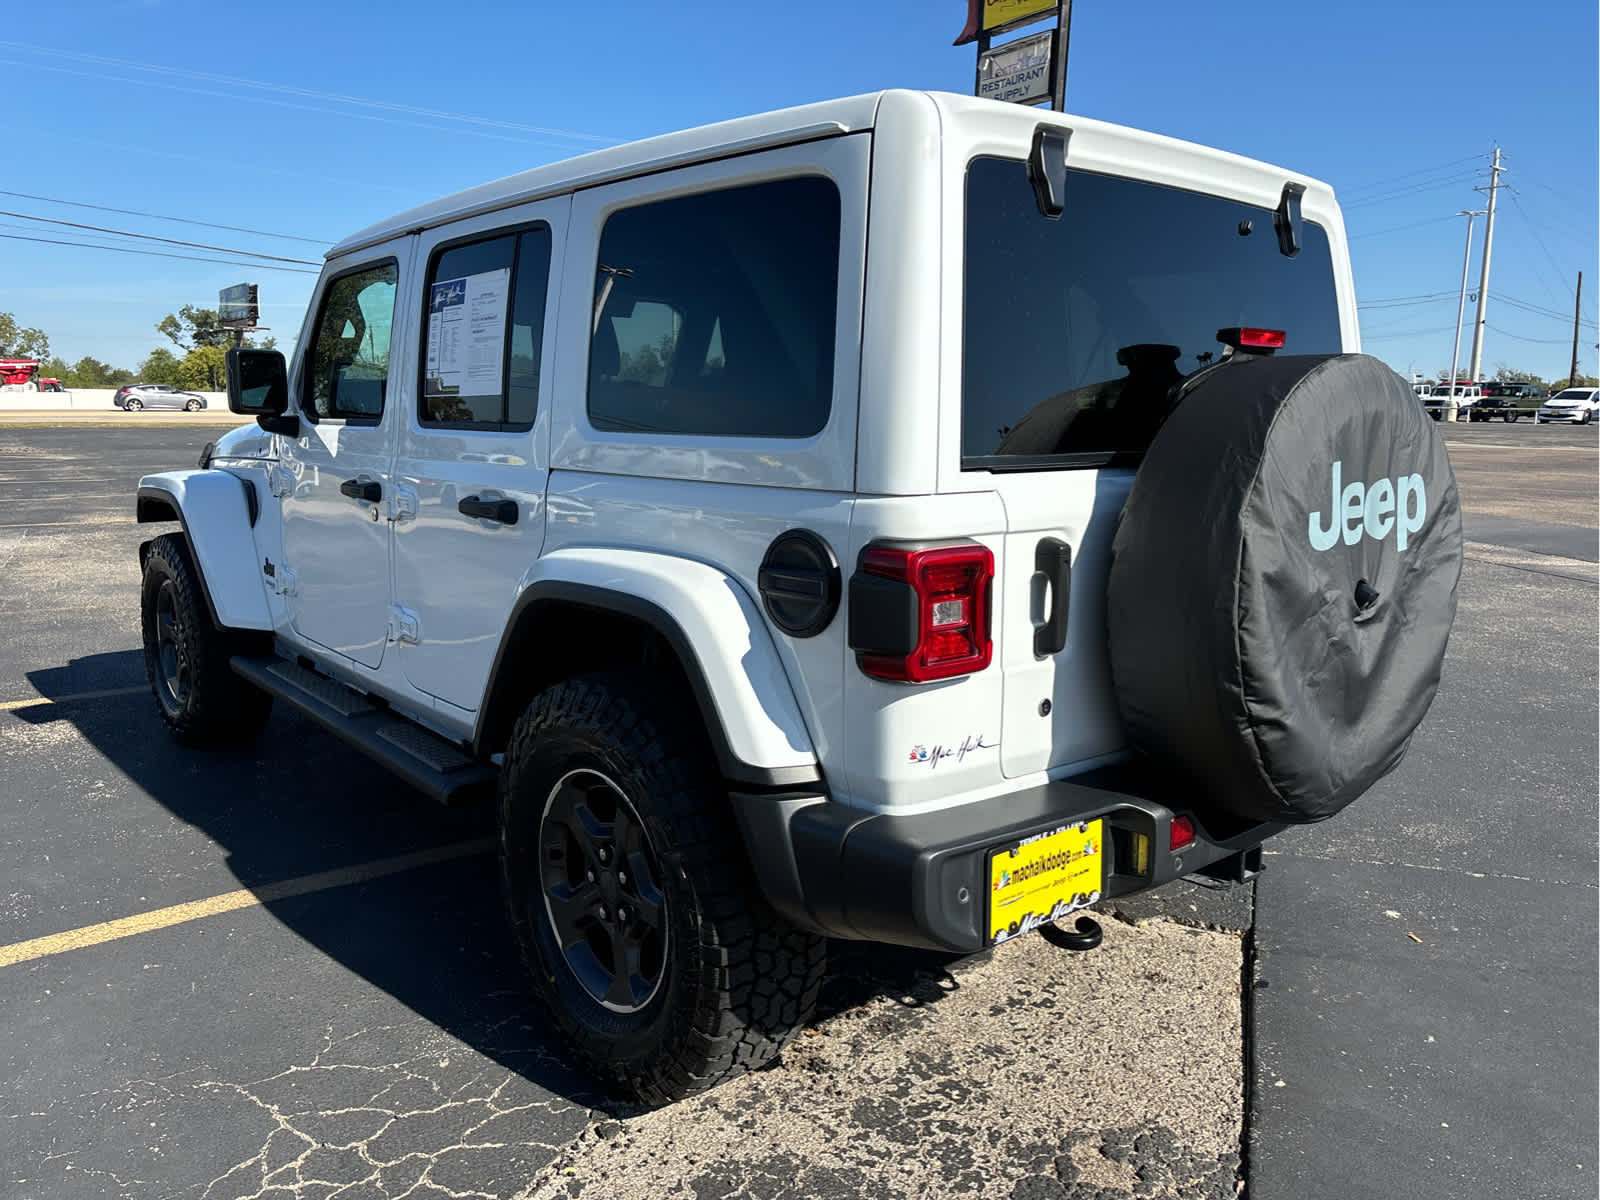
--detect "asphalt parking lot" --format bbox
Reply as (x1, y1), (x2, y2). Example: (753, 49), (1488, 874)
(1, 416), (1595, 1199)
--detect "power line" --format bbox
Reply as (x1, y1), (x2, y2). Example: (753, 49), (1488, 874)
(1507, 195), (1581, 304)
(1347, 214), (1457, 240)
(1361, 325), (1458, 341)
(0, 41), (616, 146)
(0, 188), (328, 245)
(1339, 154), (1486, 199)
(0, 210), (320, 265)
(1342, 174), (1480, 210)
(1487, 323), (1574, 346)
(1498, 293), (1596, 329)
(0, 231), (319, 274)
(1358, 292), (1456, 310)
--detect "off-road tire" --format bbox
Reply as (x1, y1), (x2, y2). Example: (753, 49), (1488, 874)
(499, 672), (826, 1104)
(140, 533), (272, 746)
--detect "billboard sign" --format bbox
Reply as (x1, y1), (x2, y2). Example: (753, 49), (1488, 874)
(955, 0), (1058, 45)
(978, 30), (1054, 106)
(218, 283), (259, 329)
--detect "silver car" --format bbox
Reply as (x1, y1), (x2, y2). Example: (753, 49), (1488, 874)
(114, 384), (207, 412)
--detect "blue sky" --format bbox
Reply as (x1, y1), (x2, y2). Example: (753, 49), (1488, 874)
(3, 0), (1595, 382)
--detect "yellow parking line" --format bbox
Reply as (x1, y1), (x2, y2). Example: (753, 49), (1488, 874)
(0, 839), (495, 969)
(0, 686), (148, 713)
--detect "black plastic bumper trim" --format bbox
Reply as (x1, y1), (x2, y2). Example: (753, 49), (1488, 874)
(734, 766), (1282, 952)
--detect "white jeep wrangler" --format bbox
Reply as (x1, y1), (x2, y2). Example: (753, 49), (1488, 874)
(135, 91), (1463, 1103)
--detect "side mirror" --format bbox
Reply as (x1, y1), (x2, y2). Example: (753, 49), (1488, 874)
(225, 347), (298, 436)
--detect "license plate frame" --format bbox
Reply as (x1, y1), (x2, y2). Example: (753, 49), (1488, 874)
(987, 819), (1104, 946)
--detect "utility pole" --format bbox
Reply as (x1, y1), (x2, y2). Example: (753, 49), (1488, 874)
(1466, 146), (1504, 381)
(1449, 210), (1485, 408)
(1570, 270), (1584, 387)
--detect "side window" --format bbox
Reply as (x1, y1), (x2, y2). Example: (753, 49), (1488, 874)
(307, 263), (398, 422)
(587, 175), (841, 439)
(422, 227), (551, 429)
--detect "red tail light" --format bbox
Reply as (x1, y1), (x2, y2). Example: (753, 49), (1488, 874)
(857, 544), (993, 683)
(1169, 815), (1196, 851)
(1217, 326), (1287, 354)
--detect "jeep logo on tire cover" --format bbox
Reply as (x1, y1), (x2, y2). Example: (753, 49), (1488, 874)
(1308, 461), (1427, 552)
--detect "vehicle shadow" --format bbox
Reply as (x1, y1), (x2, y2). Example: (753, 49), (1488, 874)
(23, 650), (969, 1113)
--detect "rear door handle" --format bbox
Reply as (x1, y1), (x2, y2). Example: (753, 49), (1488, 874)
(457, 495), (518, 525)
(1034, 537), (1072, 657)
(339, 478), (381, 502)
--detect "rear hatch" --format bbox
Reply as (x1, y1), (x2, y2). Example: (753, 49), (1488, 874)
(957, 150), (1349, 778)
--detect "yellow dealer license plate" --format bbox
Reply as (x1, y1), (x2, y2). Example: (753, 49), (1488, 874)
(988, 820), (1104, 946)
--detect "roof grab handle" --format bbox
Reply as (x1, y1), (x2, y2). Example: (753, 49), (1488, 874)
(1028, 125), (1070, 219)
(1274, 182), (1305, 258)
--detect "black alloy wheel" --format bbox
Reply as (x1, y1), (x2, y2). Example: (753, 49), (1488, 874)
(499, 672), (826, 1103)
(152, 578), (192, 717)
(139, 533), (273, 746)
(538, 767), (669, 1014)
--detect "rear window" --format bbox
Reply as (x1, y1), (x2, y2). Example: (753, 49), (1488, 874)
(961, 158), (1342, 467)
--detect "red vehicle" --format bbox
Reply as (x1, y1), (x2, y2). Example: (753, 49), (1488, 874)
(0, 359), (62, 391)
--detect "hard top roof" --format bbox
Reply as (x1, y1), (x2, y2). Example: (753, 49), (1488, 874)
(328, 90), (1334, 260)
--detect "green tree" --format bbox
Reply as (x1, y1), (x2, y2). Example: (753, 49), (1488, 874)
(39, 355), (72, 382)
(139, 347), (184, 386)
(157, 305), (232, 352)
(69, 356), (134, 388)
(0, 312), (50, 360)
(178, 345), (229, 392)
(1492, 365), (1543, 383)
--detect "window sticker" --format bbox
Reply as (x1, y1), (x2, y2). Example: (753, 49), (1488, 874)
(425, 268), (509, 398)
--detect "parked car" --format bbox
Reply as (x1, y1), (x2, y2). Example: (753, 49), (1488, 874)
(114, 383), (207, 411)
(1422, 382), (1480, 421)
(1536, 386), (1600, 424)
(132, 90), (1464, 1104)
(1475, 381), (1543, 422)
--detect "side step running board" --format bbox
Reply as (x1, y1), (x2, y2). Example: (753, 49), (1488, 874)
(231, 655), (498, 806)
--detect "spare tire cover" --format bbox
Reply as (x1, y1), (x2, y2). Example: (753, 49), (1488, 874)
(1107, 354), (1462, 824)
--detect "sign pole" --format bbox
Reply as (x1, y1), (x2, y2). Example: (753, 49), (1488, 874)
(1052, 0), (1073, 111)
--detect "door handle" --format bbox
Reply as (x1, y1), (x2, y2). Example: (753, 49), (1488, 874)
(339, 478), (381, 502)
(1034, 537), (1072, 657)
(457, 495), (518, 525)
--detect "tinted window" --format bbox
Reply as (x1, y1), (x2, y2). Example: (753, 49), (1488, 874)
(422, 228), (551, 429)
(587, 176), (840, 439)
(961, 159), (1342, 465)
(307, 263), (398, 422)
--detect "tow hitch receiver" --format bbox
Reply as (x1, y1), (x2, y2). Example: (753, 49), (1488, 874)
(1189, 844), (1266, 889)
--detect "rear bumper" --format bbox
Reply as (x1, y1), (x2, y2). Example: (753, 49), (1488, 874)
(732, 765), (1282, 952)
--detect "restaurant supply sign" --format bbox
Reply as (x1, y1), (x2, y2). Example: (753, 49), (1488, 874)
(978, 29), (1053, 105)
